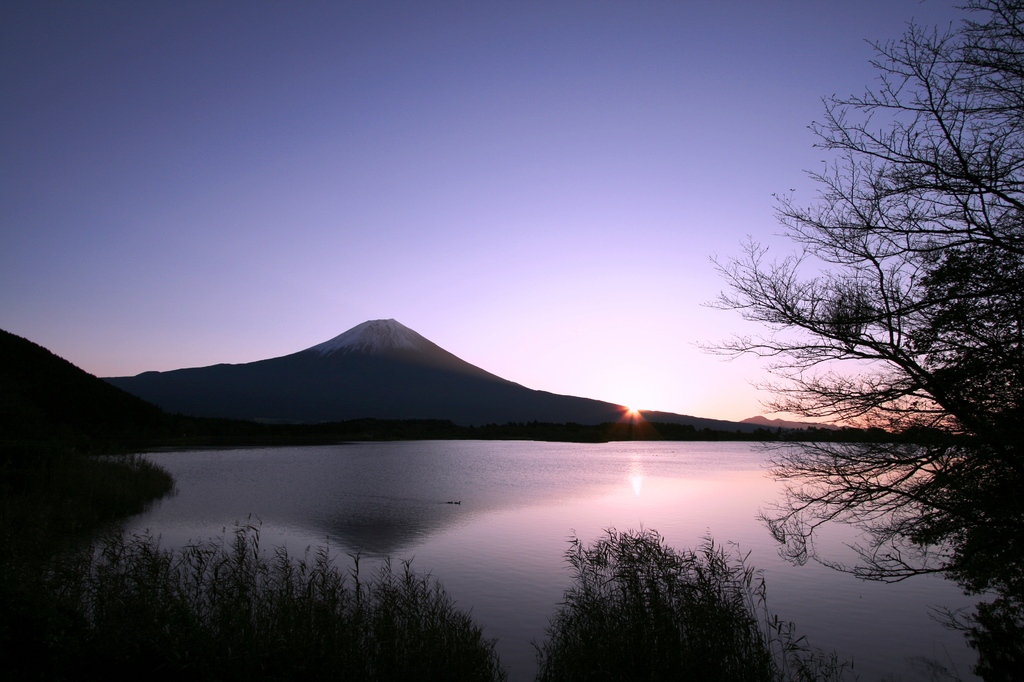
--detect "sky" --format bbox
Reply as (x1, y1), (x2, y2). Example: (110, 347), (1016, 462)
(1, 0), (966, 422)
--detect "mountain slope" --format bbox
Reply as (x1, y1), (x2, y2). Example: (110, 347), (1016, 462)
(106, 319), (756, 430)
(0, 328), (167, 444)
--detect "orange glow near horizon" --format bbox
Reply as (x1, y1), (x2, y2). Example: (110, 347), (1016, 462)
(613, 406), (661, 440)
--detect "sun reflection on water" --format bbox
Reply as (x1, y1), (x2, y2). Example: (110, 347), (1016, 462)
(629, 460), (644, 496)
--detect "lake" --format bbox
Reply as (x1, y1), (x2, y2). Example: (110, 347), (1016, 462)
(126, 441), (980, 681)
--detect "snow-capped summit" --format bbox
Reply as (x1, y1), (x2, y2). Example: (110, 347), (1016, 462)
(306, 319), (431, 356)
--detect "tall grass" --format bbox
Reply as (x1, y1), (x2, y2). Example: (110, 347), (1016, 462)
(7, 522), (506, 681)
(0, 445), (174, 555)
(535, 528), (851, 682)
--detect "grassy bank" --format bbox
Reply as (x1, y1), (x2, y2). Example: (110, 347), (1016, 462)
(0, 444), (174, 556)
(0, 449), (506, 681)
(5, 524), (505, 681)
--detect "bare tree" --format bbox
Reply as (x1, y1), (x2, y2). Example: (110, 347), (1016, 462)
(711, 3), (1024, 674)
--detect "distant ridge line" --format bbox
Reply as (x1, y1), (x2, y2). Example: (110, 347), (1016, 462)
(740, 415), (839, 430)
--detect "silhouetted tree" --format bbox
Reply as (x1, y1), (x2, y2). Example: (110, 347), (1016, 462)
(711, 2), (1023, 677)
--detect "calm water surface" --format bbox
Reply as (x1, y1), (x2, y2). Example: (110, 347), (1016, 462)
(128, 441), (980, 681)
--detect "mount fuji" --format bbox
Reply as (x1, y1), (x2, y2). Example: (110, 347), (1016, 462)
(105, 319), (755, 430)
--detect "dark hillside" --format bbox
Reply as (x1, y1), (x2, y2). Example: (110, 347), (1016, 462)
(0, 329), (168, 446)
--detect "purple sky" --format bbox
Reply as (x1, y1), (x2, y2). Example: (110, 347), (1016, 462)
(1, 1), (964, 422)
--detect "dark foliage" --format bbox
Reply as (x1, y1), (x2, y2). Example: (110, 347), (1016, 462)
(4, 525), (506, 682)
(535, 529), (849, 682)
